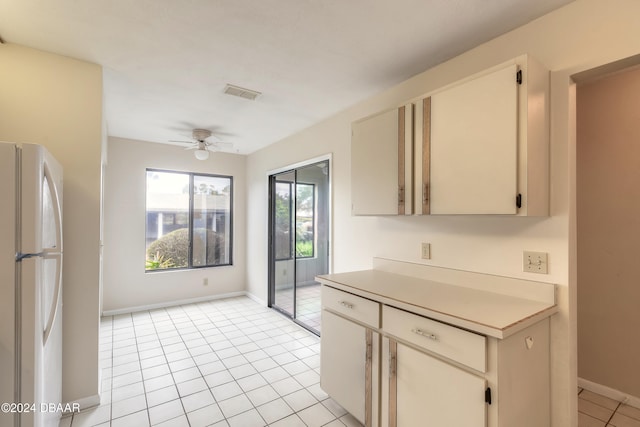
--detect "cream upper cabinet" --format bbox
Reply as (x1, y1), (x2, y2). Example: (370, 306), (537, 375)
(415, 55), (549, 215)
(429, 64), (518, 214)
(351, 104), (413, 216)
(352, 54), (549, 216)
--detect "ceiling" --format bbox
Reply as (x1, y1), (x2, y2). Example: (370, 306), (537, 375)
(0, 0), (573, 155)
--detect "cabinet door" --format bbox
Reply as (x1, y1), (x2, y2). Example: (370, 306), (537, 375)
(321, 310), (377, 426)
(351, 104), (413, 215)
(386, 339), (486, 427)
(430, 64), (518, 214)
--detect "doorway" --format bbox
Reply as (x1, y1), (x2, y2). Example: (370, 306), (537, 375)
(268, 158), (330, 335)
(575, 63), (640, 414)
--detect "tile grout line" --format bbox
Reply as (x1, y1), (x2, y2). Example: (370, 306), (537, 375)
(605, 401), (622, 426)
(146, 306), (174, 427)
(199, 300), (295, 425)
(577, 389), (640, 427)
(200, 302), (273, 425)
(95, 296), (347, 427)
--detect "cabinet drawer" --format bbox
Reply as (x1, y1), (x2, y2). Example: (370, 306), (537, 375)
(383, 305), (486, 372)
(322, 286), (380, 328)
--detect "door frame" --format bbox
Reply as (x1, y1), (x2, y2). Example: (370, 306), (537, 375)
(568, 54), (640, 423)
(267, 154), (332, 328)
(572, 57), (640, 407)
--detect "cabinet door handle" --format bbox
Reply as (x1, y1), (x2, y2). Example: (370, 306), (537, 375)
(389, 339), (398, 427)
(423, 184), (429, 203)
(412, 328), (438, 341)
(389, 343), (397, 376)
(398, 185), (405, 203)
(339, 301), (354, 309)
(365, 330), (373, 427)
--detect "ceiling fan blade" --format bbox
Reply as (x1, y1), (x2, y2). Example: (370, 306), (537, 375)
(168, 128), (233, 153)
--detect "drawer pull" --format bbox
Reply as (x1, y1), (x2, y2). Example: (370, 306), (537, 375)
(339, 301), (354, 309)
(412, 328), (437, 341)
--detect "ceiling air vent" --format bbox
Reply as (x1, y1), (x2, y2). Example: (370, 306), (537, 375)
(223, 84), (261, 101)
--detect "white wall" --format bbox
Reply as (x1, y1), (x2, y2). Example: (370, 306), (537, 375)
(0, 44), (103, 404)
(245, 1), (640, 425)
(102, 137), (247, 312)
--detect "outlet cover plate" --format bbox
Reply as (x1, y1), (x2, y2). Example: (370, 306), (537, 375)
(523, 251), (548, 274)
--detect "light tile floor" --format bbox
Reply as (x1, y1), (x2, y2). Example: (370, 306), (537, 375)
(273, 284), (321, 334)
(61, 296), (362, 427)
(579, 388), (640, 427)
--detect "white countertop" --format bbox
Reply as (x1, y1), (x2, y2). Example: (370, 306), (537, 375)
(317, 267), (557, 339)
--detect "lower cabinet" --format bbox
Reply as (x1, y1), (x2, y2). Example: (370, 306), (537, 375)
(321, 309), (379, 427)
(380, 304), (488, 426)
(382, 338), (486, 427)
(320, 285), (551, 427)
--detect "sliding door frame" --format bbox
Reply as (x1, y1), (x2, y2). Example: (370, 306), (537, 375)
(267, 154), (332, 334)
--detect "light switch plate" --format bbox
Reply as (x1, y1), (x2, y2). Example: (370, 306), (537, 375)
(421, 243), (431, 260)
(523, 251), (548, 274)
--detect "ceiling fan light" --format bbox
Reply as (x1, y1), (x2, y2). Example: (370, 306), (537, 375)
(194, 149), (209, 160)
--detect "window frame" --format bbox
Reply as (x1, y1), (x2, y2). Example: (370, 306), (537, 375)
(295, 182), (315, 259)
(145, 168), (233, 272)
(272, 179), (316, 262)
(273, 179), (294, 262)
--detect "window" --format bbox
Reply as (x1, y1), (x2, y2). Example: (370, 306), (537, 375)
(145, 169), (232, 271)
(273, 180), (315, 261)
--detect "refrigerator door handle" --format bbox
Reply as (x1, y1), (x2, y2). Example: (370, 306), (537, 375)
(42, 160), (63, 346)
(43, 161), (63, 252)
(42, 251), (62, 345)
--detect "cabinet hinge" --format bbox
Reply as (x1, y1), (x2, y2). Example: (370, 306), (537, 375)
(516, 193), (522, 209)
(516, 70), (523, 85)
(485, 387), (492, 405)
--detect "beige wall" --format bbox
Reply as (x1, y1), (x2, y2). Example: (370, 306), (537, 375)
(102, 137), (247, 312)
(0, 44), (103, 404)
(246, 1), (640, 425)
(577, 66), (640, 398)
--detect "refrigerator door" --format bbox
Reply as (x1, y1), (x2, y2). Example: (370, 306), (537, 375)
(17, 143), (63, 427)
(0, 143), (17, 425)
(40, 165), (63, 427)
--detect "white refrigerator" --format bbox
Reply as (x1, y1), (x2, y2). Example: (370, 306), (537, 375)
(0, 142), (63, 427)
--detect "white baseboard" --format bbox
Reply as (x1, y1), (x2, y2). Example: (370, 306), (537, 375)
(101, 291), (246, 316)
(64, 393), (100, 413)
(244, 292), (267, 306)
(579, 377), (640, 409)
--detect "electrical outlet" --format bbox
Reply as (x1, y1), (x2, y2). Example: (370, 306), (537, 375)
(203, 277), (209, 286)
(523, 251), (548, 274)
(421, 243), (431, 260)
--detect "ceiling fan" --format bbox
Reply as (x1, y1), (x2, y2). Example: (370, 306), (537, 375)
(170, 128), (232, 160)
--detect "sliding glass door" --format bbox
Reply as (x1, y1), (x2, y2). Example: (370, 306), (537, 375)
(269, 159), (330, 334)
(271, 170), (296, 315)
